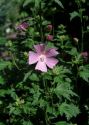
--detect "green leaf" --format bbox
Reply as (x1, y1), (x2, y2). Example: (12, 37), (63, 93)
(22, 121), (33, 125)
(55, 121), (74, 125)
(22, 105), (31, 114)
(54, 83), (77, 100)
(0, 61), (12, 70)
(0, 122), (5, 125)
(23, 0), (33, 7)
(0, 76), (5, 85)
(79, 65), (89, 82)
(55, 121), (69, 125)
(23, 71), (32, 82)
(23, 0), (41, 8)
(42, 73), (52, 80)
(54, 76), (64, 83)
(0, 89), (8, 97)
(13, 108), (21, 115)
(70, 11), (80, 21)
(29, 73), (39, 81)
(46, 105), (58, 117)
(59, 103), (80, 120)
(9, 106), (16, 115)
(54, 0), (64, 8)
(53, 66), (71, 76)
(0, 61), (8, 70)
(68, 47), (78, 56)
(35, 0), (41, 8)
(0, 37), (6, 45)
(79, 71), (89, 82)
(39, 98), (47, 108)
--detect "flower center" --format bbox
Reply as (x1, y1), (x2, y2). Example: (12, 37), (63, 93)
(39, 55), (46, 62)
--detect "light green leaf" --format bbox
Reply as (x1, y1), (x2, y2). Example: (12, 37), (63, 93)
(23, 0), (33, 7)
(55, 121), (74, 125)
(54, 0), (64, 8)
(55, 121), (69, 125)
(79, 65), (89, 82)
(70, 11), (80, 21)
(68, 47), (78, 56)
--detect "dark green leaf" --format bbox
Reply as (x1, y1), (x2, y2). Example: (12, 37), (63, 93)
(59, 103), (80, 120)
(0, 37), (6, 45)
(0, 76), (5, 85)
(29, 73), (39, 81)
(35, 0), (41, 8)
(54, 83), (77, 100)
(23, 71), (32, 82)
(0, 61), (12, 70)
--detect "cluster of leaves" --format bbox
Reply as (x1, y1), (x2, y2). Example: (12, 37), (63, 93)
(0, 0), (89, 125)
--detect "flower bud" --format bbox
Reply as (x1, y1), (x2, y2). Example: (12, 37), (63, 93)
(81, 52), (88, 57)
(16, 22), (29, 31)
(46, 34), (53, 41)
(47, 24), (53, 31)
(81, 51), (88, 61)
(24, 52), (28, 57)
(73, 37), (79, 44)
(59, 35), (66, 41)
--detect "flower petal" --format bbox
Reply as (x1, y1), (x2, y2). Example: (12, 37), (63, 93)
(29, 51), (38, 64)
(46, 57), (58, 69)
(34, 44), (45, 53)
(46, 48), (59, 57)
(35, 61), (47, 72)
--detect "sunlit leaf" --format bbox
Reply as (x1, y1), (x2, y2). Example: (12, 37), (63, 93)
(54, 0), (64, 8)
(70, 11), (80, 21)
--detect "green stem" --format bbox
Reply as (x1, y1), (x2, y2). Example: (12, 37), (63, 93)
(52, 15), (55, 37)
(80, 10), (84, 52)
(76, 1), (84, 52)
(10, 52), (20, 70)
(43, 77), (49, 125)
(39, 2), (43, 42)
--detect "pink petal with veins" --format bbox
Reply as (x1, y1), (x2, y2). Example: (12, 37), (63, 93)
(35, 61), (47, 72)
(29, 51), (38, 64)
(46, 57), (58, 69)
(46, 48), (59, 57)
(34, 44), (45, 53)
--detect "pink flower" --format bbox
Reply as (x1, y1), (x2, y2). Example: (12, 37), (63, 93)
(46, 35), (53, 41)
(47, 24), (53, 31)
(81, 52), (88, 57)
(81, 52), (88, 61)
(16, 22), (29, 31)
(28, 44), (59, 72)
